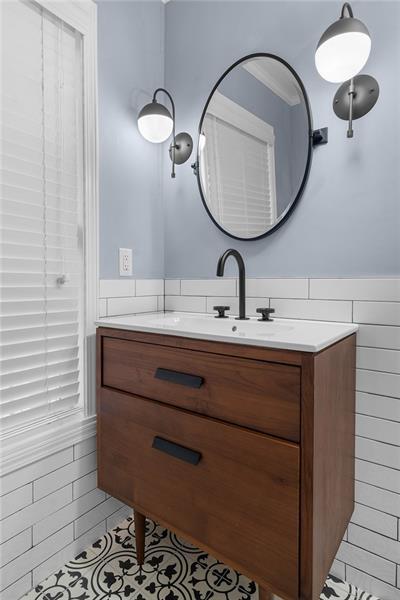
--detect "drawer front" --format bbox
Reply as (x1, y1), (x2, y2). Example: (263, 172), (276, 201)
(101, 336), (300, 442)
(98, 388), (300, 599)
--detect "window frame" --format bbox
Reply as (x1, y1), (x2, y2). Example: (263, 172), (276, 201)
(0, 0), (98, 476)
(200, 91), (277, 236)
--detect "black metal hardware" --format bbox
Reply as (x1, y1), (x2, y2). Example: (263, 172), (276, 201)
(312, 128), (328, 146)
(152, 88), (177, 178)
(340, 2), (354, 17)
(333, 75), (379, 139)
(213, 305), (230, 318)
(347, 79), (355, 138)
(155, 367), (203, 389)
(169, 132), (193, 165)
(217, 249), (248, 320)
(152, 436), (202, 465)
(256, 308), (275, 322)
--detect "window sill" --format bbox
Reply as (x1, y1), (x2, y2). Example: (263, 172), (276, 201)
(0, 411), (97, 476)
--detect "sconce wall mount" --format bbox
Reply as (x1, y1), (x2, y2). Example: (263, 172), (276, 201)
(169, 132), (193, 165)
(312, 127), (329, 146)
(333, 74), (379, 138)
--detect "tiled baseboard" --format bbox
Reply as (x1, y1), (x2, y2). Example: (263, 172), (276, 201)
(0, 436), (132, 599)
(165, 277), (400, 319)
(98, 279), (164, 317)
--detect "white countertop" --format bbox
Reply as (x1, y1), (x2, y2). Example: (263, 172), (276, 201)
(95, 311), (358, 352)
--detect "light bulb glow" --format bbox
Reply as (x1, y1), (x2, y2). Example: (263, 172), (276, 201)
(315, 31), (371, 83)
(198, 133), (206, 152)
(138, 113), (173, 143)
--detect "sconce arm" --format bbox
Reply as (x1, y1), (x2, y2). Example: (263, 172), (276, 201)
(340, 3), (354, 18)
(153, 88), (176, 178)
(347, 78), (355, 138)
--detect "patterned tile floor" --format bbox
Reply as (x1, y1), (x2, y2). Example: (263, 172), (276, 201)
(23, 516), (379, 600)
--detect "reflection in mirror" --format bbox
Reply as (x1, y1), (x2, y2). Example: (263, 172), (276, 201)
(198, 55), (311, 240)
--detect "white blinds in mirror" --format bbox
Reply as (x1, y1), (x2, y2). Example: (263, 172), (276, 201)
(0, 0), (85, 431)
(201, 114), (277, 238)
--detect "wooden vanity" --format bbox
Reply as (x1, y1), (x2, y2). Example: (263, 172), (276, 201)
(96, 325), (355, 600)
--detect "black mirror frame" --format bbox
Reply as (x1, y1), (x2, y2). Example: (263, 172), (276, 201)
(196, 52), (314, 242)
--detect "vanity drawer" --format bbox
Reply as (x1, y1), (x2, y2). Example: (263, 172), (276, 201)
(98, 388), (300, 599)
(101, 336), (301, 442)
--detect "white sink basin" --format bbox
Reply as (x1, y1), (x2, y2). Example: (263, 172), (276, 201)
(96, 311), (358, 352)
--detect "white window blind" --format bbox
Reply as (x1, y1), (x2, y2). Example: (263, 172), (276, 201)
(0, 0), (85, 432)
(201, 113), (277, 239)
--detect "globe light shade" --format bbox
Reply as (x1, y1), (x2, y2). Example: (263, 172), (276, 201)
(315, 17), (371, 83)
(137, 101), (173, 143)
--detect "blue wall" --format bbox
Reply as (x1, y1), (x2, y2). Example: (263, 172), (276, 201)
(163, 1), (400, 278)
(98, 0), (165, 278)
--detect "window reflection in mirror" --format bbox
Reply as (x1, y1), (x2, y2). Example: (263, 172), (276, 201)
(198, 55), (311, 240)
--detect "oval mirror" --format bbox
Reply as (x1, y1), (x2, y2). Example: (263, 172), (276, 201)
(196, 54), (313, 240)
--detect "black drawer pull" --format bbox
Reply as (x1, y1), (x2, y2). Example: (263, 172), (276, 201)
(155, 367), (203, 389)
(152, 436), (202, 465)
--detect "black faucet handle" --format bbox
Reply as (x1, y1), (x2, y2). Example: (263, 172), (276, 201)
(213, 305), (230, 318)
(256, 307), (275, 322)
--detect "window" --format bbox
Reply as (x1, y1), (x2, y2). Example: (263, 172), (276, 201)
(0, 0), (97, 472)
(200, 92), (277, 239)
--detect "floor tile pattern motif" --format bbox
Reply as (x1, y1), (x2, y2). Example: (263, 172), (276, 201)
(22, 517), (380, 600)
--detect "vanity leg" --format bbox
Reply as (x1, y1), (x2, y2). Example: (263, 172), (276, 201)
(134, 509), (146, 566)
(258, 586), (273, 600)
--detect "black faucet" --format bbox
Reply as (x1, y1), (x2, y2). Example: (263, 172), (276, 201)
(216, 249), (248, 320)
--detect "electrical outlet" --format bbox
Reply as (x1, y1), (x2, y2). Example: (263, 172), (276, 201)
(119, 248), (132, 277)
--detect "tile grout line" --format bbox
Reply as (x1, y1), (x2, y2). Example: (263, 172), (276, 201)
(347, 522), (400, 544)
(341, 562), (397, 593)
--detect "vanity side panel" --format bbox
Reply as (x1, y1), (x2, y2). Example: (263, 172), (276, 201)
(301, 335), (356, 600)
(299, 352), (314, 600)
(96, 330), (103, 467)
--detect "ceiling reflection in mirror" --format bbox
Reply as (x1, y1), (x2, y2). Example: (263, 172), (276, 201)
(197, 55), (312, 240)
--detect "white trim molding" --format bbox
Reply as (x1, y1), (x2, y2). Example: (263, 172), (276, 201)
(207, 90), (275, 144)
(38, 0), (96, 35)
(0, 413), (97, 476)
(0, 0), (99, 472)
(243, 57), (302, 106)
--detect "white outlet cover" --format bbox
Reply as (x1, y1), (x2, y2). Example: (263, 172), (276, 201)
(119, 248), (132, 277)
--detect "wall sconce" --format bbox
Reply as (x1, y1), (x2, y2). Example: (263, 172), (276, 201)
(315, 2), (379, 138)
(137, 88), (193, 178)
